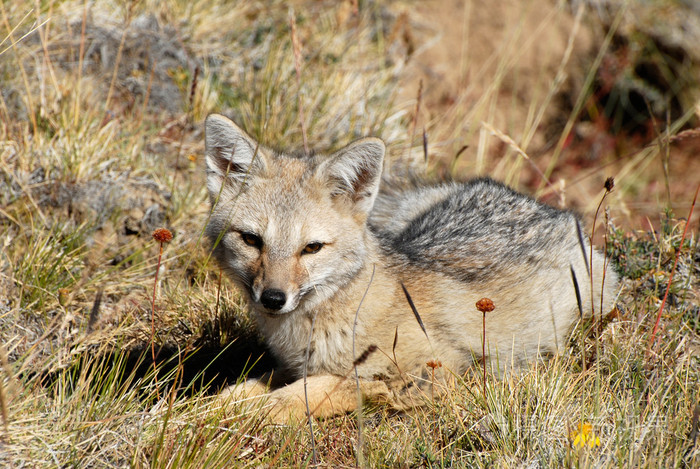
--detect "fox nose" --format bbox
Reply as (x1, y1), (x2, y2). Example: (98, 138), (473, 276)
(260, 289), (286, 311)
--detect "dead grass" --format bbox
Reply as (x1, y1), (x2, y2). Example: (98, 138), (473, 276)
(0, 0), (698, 467)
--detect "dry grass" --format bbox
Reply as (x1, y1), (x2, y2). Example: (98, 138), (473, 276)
(1, 0), (698, 467)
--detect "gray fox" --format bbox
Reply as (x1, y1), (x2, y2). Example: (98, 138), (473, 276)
(204, 113), (618, 421)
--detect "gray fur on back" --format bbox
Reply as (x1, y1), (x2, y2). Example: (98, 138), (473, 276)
(370, 177), (582, 284)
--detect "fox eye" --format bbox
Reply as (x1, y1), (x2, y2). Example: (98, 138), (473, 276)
(302, 242), (324, 255)
(241, 232), (263, 249)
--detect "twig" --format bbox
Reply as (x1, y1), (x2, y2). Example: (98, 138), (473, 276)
(664, 127), (700, 144)
(454, 145), (469, 161)
(171, 65), (200, 194)
(406, 79), (423, 162)
(0, 3), (38, 135)
(151, 228), (173, 396)
(482, 121), (563, 202)
(137, 58), (157, 128)
(215, 266), (223, 320)
(482, 312), (486, 396)
(86, 288), (103, 334)
(73, 0), (88, 128)
(0, 345), (10, 441)
(303, 311), (319, 466)
(476, 298), (495, 402)
(570, 266), (585, 374)
(103, 0), (137, 119)
(601, 207), (612, 315)
(589, 177), (614, 322)
(648, 183), (699, 351)
(352, 264), (375, 469)
(400, 282), (429, 342)
(289, 9), (309, 154)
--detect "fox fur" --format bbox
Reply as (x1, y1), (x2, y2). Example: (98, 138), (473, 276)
(204, 113), (618, 421)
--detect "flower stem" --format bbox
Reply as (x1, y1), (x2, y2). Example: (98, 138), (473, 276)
(151, 242), (164, 395)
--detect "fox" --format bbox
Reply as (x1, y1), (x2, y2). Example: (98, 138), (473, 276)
(204, 113), (618, 422)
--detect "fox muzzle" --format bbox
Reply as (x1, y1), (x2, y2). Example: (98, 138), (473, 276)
(260, 288), (287, 311)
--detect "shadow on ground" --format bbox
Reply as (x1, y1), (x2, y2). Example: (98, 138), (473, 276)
(33, 320), (277, 399)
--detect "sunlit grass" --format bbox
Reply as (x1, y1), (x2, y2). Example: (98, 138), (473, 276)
(0, 0), (698, 467)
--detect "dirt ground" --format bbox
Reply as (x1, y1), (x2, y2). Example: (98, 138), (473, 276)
(387, 0), (700, 231)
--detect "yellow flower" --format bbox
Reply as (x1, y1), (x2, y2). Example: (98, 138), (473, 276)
(571, 422), (601, 449)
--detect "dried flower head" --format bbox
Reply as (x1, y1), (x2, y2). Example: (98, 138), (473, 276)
(604, 177), (615, 192)
(476, 298), (495, 313)
(152, 228), (173, 244)
(426, 359), (442, 370)
(58, 288), (70, 307)
(352, 344), (378, 367)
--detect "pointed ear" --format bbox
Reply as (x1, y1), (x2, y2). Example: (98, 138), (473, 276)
(319, 137), (385, 216)
(205, 114), (265, 197)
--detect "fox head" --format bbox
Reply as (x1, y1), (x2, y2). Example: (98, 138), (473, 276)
(204, 114), (385, 316)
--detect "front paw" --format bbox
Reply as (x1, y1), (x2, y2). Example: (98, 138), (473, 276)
(213, 377), (273, 419)
(214, 382), (309, 424)
(264, 375), (392, 424)
(221, 378), (270, 401)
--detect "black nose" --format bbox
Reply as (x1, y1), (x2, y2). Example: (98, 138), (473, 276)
(260, 289), (286, 311)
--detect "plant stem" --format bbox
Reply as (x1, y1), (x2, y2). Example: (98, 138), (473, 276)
(482, 310), (487, 400)
(648, 183), (699, 351)
(151, 242), (164, 395)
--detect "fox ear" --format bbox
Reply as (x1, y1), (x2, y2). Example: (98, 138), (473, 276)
(320, 137), (385, 216)
(205, 114), (264, 196)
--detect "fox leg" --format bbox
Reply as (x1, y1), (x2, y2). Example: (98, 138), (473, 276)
(219, 367), (297, 398)
(217, 372), (275, 407)
(218, 373), (391, 423)
(265, 375), (391, 423)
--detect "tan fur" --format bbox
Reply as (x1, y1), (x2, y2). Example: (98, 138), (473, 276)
(204, 114), (619, 422)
